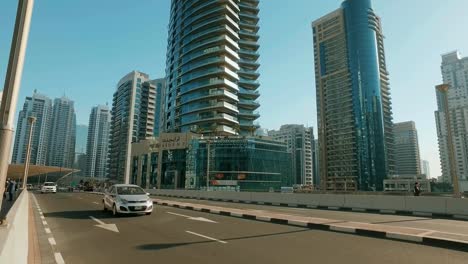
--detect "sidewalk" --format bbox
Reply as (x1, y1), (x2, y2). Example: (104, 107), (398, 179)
(153, 197), (468, 252)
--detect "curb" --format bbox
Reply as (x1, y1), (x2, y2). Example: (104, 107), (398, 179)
(154, 199), (468, 252)
(154, 194), (468, 221)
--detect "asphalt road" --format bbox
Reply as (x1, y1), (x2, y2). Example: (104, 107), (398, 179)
(33, 192), (468, 264)
(157, 196), (468, 236)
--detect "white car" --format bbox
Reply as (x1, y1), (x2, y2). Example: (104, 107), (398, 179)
(41, 182), (57, 194)
(103, 184), (153, 216)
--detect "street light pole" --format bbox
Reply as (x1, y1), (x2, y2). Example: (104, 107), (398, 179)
(436, 84), (460, 198)
(0, 0), (35, 209)
(206, 140), (210, 191)
(22, 116), (36, 189)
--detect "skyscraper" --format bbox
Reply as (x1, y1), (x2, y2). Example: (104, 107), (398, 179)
(163, 0), (261, 136)
(312, 0), (394, 191)
(86, 105), (111, 178)
(150, 78), (165, 137)
(394, 121), (421, 176)
(435, 51), (468, 186)
(12, 91), (53, 165)
(75, 125), (88, 154)
(269, 125), (314, 186)
(421, 160), (431, 178)
(108, 71), (157, 183)
(48, 97), (76, 168)
(0, 90), (3, 108)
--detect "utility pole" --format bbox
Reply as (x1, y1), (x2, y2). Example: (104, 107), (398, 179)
(436, 84), (460, 198)
(0, 0), (35, 210)
(22, 116), (36, 189)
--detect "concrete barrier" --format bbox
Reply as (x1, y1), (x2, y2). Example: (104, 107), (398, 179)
(446, 198), (468, 216)
(405, 196), (448, 214)
(147, 189), (468, 218)
(0, 190), (29, 264)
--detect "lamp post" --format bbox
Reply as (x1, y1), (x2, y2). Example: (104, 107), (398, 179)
(206, 139), (211, 191)
(436, 84), (460, 198)
(0, 0), (35, 210)
(22, 116), (36, 189)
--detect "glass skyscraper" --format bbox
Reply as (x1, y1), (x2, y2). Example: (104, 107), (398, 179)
(312, 0), (394, 191)
(12, 91), (53, 166)
(108, 71), (158, 183)
(86, 105), (111, 178)
(163, 0), (261, 136)
(48, 96), (77, 168)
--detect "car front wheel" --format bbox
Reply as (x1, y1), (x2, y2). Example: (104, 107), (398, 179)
(112, 204), (118, 216)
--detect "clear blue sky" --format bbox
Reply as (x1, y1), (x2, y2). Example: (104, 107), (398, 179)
(1, 0), (468, 178)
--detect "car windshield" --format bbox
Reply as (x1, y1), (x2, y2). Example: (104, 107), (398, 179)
(116, 186), (145, 195)
(44, 183), (55, 186)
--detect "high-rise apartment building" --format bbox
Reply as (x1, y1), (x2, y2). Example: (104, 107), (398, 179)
(12, 91), (53, 165)
(269, 125), (314, 186)
(421, 160), (431, 178)
(108, 71), (158, 183)
(86, 105), (111, 178)
(75, 125), (88, 154)
(435, 51), (468, 186)
(312, 0), (394, 191)
(47, 97), (76, 168)
(163, 0), (261, 136)
(394, 121), (421, 175)
(150, 78), (165, 137)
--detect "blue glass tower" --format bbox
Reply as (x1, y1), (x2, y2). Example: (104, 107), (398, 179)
(313, 0), (394, 191)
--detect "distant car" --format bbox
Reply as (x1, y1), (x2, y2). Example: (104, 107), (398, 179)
(26, 184), (33, 190)
(41, 182), (57, 194)
(103, 184), (153, 216)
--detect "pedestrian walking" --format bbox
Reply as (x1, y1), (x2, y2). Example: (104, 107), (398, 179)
(8, 180), (17, 201)
(3, 179), (9, 199)
(414, 182), (421, 197)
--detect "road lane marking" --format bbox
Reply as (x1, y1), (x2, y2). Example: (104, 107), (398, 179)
(45, 228), (51, 234)
(92, 202), (100, 205)
(186, 231), (227, 244)
(90, 216), (105, 225)
(167, 212), (217, 223)
(42, 221), (47, 226)
(48, 237), (56, 246)
(90, 216), (119, 233)
(168, 212), (191, 218)
(54, 253), (65, 264)
(40, 216), (45, 220)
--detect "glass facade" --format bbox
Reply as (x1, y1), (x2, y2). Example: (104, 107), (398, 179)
(313, 0), (394, 191)
(163, 0), (261, 136)
(186, 137), (292, 192)
(108, 71), (157, 183)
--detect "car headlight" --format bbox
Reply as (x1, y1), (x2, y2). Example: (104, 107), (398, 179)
(118, 198), (128, 204)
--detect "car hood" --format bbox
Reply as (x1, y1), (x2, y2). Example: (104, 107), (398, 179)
(118, 194), (149, 201)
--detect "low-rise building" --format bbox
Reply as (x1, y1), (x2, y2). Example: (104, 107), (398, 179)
(384, 175), (431, 193)
(130, 133), (293, 192)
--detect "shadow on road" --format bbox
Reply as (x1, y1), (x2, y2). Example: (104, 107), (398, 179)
(136, 229), (310, 251)
(43, 210), (141, 220)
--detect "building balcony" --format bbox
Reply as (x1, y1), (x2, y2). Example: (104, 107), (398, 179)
(238, 99), (260, 110)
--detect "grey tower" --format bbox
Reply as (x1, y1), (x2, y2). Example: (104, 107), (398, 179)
(86, 105), (111, 178)
(108, 71), (157, 183)
(48, 97), (76, 168)
(12, 91), (53, 165)
(394, 121), (421, 176)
